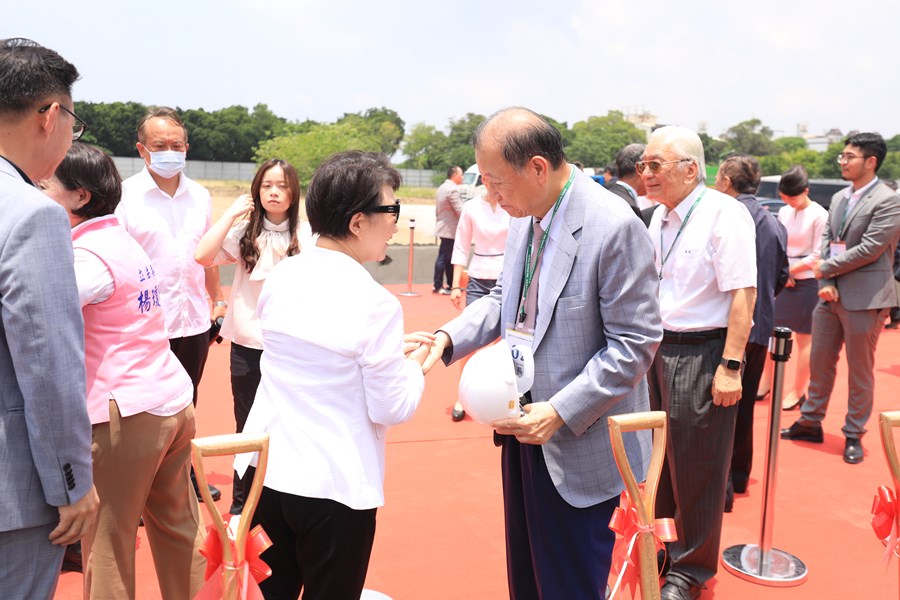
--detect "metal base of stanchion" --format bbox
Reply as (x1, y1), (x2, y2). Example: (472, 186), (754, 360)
(722, 544), (808, 586)
(397, 291), (421, 297)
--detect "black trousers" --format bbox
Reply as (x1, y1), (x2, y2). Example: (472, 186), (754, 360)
(731, 341), (768, 491)
(433, 237), (454, 290)
(249, 480), (377, 600)
(230, 343), (263, 514)
(169, 330), (211, 406)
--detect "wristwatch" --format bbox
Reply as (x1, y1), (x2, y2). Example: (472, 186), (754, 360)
(214, 300), (228, 308)
(720, 358), (742, 371)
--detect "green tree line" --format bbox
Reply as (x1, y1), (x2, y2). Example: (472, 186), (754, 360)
(73, 101), (900, 185)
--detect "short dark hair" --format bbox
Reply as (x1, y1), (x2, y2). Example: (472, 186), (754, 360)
(719, 153), (762, 195)
(54, 142), (122, 219)
(778, 165), (809, 197)
(0, 38), (79, 115)
(615, 144), (645, 178)
(447, 166), (461, 179)
(474, 107), (567, 171)
(137, 106), (188, 143)
(603, 163), (617, 177)
(306, 151), (401, 239)
(844, 132), (887, 172)
(239, 159), (303, 272)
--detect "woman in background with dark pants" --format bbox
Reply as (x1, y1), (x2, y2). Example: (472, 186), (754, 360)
(195, 159), (310, 515)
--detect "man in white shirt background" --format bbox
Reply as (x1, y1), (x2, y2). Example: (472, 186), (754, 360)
(115, 107), (227, 501)
(643, 126), (757, 600)
(433, 165), (464, 294)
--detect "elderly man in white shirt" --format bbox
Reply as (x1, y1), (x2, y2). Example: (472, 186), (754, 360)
(115, 107), (226, 502)
(643, 126), (757, 600)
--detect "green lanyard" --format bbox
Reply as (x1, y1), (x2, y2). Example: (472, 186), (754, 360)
(658, 189), (706, 280)
(519, 167), (576, 323)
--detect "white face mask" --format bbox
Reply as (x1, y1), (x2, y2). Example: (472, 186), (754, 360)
(147, 150), (186, 179)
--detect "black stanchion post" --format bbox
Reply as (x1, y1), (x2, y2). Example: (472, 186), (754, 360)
(398, 218), (420, 297)
(722, 327), (808, 586)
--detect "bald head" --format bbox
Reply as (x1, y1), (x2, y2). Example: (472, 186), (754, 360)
(474, 107), (567, 172)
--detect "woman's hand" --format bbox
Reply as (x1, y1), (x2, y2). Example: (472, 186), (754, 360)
(450, 287), (464, 310)
(403, 331), (436, 357)
(226, 194), (255, 221)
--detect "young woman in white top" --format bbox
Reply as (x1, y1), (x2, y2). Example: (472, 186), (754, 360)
(234, 151), (432, 600)
(194, 158), (311, 514)
(447, 189), (510, 421)
(772, 165), (828, 410)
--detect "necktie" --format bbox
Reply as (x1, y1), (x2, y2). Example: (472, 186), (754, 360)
(523, 219), (544, 331)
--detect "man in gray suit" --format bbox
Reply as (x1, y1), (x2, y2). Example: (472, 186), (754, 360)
(782, 132), (900, 464)
(422, 108), (662, 599)
(433, 165), (464, 294)
(0, 38), (98, 599)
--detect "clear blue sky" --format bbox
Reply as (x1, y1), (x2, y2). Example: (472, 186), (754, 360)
(7, 0), (898, 139)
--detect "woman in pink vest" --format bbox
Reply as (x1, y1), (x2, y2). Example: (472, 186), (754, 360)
(39, 143), (205, 600)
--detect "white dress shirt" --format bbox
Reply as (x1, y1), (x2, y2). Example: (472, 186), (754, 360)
(116, 168), (212, 338)
(450, 196), (510, 280)
(236, 245), (425, 510)
(778, 201), (828, 279)
(649, 184), (757, 331)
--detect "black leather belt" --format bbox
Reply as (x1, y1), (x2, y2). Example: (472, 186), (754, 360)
(662, 328), (727, 345)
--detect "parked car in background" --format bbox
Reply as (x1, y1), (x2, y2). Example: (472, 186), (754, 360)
(460, 164), (485, 201)
(756, 175), (847, 211)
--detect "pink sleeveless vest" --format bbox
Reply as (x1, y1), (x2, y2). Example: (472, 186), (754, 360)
(72, 216), (192, 424)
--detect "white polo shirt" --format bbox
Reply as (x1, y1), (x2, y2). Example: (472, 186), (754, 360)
(116, 168), (212, 338)
(649, 183), (757, 331)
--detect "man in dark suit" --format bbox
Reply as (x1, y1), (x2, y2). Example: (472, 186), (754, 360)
(423, 108), (662, 599)
(607, 143), (646, 219)
(0, 38), (97, 599)
(782, 132), (900, 463)
(715, 154), (788, 509)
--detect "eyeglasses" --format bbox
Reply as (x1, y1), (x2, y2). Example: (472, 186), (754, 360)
(38, 103), (88, 142)
(368, 200), (400, 222)
(635, 158), (692, 175)
(836, 153), (869, 165)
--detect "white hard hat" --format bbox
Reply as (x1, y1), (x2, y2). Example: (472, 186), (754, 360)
(458, 339), (534, 426)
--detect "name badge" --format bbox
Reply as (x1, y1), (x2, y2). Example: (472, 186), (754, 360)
(830, 242), (847, 257)
(505, 325), (534, 352)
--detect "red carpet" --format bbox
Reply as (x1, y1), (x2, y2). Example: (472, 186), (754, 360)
(56, 284), (900, 598)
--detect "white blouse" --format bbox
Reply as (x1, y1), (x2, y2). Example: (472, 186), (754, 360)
(235, 245), (425, 510)
(213, 217), (313, 349)
(777, 202), (828, 280)
(450, 196), (510, 280)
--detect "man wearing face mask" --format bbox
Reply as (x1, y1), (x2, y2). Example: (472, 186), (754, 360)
(115, 106), (226, 502)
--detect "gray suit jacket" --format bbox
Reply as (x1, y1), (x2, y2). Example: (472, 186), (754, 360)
(0, 159), (93, 532)
(441, 169), (662, 507)
(434, 179), (463, 239)
(820, 180), (900, 311)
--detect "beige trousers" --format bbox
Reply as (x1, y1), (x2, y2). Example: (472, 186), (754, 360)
(83, 401), (206, 600)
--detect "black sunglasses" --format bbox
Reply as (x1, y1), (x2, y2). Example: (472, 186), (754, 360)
(369, 199), (400, 222)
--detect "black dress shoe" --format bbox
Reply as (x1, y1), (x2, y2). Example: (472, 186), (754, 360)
(660, 579), (701, 600)
(843, 437), (864, 464)
(451, 407), (465, 422)
(61, 541), (82, 573)
(780, 421), (824, 443)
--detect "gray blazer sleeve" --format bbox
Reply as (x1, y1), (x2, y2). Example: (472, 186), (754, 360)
(1, 202), (93, 507)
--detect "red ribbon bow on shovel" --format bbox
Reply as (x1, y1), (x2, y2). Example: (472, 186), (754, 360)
(871, 486), (900, 569)
(194, 517), (273, 600)
(608, 486), (677, 599)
